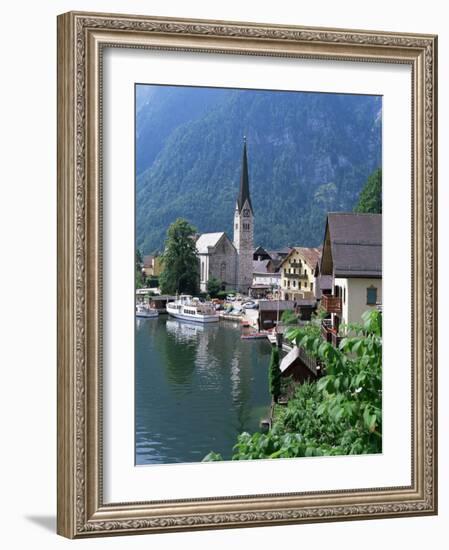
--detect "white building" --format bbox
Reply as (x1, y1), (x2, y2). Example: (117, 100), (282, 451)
(319, 213), (382, 345)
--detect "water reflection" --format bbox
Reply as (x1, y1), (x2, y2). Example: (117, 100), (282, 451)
(135, 316), (271, 464)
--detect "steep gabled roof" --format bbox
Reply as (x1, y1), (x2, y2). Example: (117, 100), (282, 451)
(267, 247), (292, 259)
(236, 139), (253, 213)
(253, 246), (270, 258)
(280, 247), (321, 270)
(195, 232), (227, 254)
(321, 213), (382, 278)
(280, 346), (301, 374)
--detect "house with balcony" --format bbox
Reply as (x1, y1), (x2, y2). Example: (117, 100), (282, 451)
(279, 247), (321, 301)
(319, 213), (382, 346)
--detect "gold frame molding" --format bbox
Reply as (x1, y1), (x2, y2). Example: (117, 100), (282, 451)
(57, 11), (438, 539)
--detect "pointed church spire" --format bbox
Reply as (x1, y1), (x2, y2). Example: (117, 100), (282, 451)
(237, 136), (253, 213)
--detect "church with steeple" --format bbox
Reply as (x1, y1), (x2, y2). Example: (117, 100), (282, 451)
(196, 138), (255, 294)
(233, 138), (254, 292)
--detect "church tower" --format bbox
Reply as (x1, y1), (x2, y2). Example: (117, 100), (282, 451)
(233, 137), (254, 294)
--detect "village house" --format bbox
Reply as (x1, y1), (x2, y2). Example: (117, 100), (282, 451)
(279, 345), (321, 384)
(253, 246), (291, 267)
(257, 298), (316, 329)
(257, 299), (296, 330)
(142, 255), (162, 278)
(319, 212), (382, 346)
(250, 258), (281, 298)
(279, 247), (321, 301)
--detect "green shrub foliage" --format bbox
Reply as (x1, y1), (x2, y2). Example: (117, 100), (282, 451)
(224, 309), (382, 460)
(354, 168), (382, 214)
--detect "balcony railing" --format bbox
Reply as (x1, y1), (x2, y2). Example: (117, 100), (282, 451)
(321, 320), (342, 348)
(321, 293), (342, 313)
(284, 271), (308, 279)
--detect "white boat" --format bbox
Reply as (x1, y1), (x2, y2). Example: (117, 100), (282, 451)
(135, 304), (159, 318)
(166, 295), (219, 323)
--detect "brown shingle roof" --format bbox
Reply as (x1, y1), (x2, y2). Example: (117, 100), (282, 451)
(281, 247), (321, 270)
(326, 213), (382, 278)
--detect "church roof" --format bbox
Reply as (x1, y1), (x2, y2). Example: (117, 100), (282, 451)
(195, 232), (227, 254)
(236, 139), (253, 213)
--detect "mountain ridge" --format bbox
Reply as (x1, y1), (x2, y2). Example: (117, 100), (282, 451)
(136, 86), (381, 254)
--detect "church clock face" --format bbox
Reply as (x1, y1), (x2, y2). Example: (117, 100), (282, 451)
(243, 208), (250, 218)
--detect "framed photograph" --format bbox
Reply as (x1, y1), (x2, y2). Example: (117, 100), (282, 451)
(57, 11), (438, 538)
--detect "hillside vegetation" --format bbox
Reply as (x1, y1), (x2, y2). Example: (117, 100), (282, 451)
(136, 85), (382, 254)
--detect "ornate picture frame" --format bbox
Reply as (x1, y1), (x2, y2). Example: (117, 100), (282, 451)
(57, 11), (437, 538)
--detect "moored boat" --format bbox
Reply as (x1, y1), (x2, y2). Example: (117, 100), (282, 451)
(166, 295), (219, 323)
(136, 304), (159, 318)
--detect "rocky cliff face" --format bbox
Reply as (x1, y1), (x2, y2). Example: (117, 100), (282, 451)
(136, 85), (381, 254)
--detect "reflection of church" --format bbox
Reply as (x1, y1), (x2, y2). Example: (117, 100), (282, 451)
(196, 138), (254, 294)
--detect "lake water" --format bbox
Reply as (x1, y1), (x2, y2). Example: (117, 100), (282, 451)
(135, 316), (272, 465)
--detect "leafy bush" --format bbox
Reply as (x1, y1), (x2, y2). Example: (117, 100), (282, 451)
(280, 309), (298, 326)
(206, 277), (222, 298)
(229, 309), (382, 460)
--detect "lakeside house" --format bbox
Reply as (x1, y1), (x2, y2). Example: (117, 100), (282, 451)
(258, 298), (316, 330)
(250, 258), (281, 298)
(319, 212), (382, 346)
(279, 345), (320, 384)
(250, 247), (291, 298)
(279, 247), (321, 301)
(142, 255), (162, 278)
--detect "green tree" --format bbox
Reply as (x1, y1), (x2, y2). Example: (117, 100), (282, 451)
(268, 346), (281, 403)
(280, 309), (298, 326)
(159, 218), (199, 295)
(354, 168), (382, 214)
(206, 277), (221, 298)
